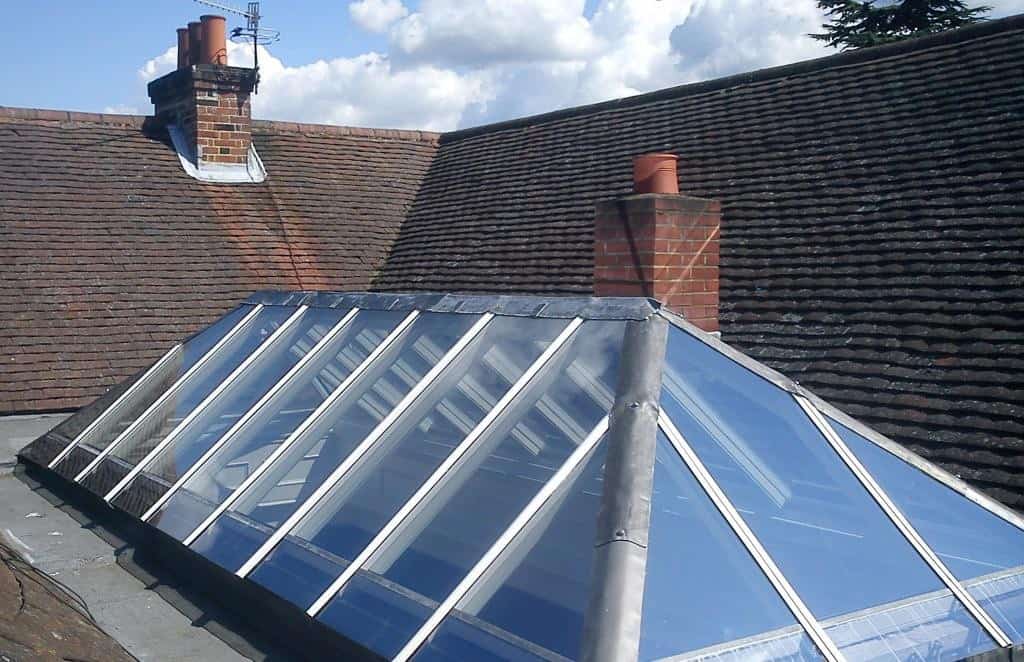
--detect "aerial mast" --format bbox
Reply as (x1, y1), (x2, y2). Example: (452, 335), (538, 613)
(193, 0), (279, 93)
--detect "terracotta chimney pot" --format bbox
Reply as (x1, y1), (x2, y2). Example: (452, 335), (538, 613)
(176, 28), (190, 70)
(187, 22), (203, 66)
(200, 15), (228, 65)
(633, 153), (679, 195)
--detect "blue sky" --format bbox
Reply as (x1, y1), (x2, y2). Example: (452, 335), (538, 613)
(2, 0), (1018, 131)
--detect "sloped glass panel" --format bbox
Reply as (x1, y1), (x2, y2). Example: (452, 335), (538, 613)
(150, 309), (406, 540)
(78, 305), (296, 495)
(822, 588), (995, 661)
(305, 323), (624, 653)
(190, 312), (479, 572)
(249, 316), (572, 608)
(832, 417), (1024, 643)
(110, 307), (351, 518)
(49, 304), (253, 477)
(641, 429), (818, 661)
(660, 327), (995, 660)
(406, 440), (607, 662)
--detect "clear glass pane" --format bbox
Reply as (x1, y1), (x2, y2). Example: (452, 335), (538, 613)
(641, 429), (815, 661)
(109, 308), (352, 517)
(51, 305), (252, 477)
(660, 326), (995, 660)
(832, 417), (1024, 643)
(150, 309), (407, 540)
(79, 305), (296, 495)
(189, 312), (480, 572)
(249, 316), (578, 608)
(299, 321), (623, 646)
(403, 439), (608, 661)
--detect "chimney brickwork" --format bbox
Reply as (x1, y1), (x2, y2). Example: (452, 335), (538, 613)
(149, 14), (255, 169)
(149, 66), (254, 166)
(594, 194), (721, 332)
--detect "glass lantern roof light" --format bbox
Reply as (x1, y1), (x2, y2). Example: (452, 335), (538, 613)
(19, 291), (1024, 662)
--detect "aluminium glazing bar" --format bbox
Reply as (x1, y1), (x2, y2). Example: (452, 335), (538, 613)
(102, 306), (310, 502)
(181, 310), (421, 544)
(658, 412), (844, 662)
(48, 343), (183, 469)
(393, 416), (610, 662)
(140, 308), (361, 522)
(73, 304), (266, 483)
(661, 309), (1024, 536)
(235, 312), (495, 577)
(306, 317), (584, 616)
(795, 395), (1013, 648)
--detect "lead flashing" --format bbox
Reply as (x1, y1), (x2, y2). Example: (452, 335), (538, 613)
(244, 290), (661, 320)
(167, 123), (266, 184)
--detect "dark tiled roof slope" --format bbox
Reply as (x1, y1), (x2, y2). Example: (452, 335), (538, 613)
(375, 18), (1024, 506)
(0, 111), (437, 413)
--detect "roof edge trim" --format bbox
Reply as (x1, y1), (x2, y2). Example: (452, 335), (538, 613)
(244, 290), (661, 320)
(252, 120), (440, 144)
(441, 14), (1024, 143)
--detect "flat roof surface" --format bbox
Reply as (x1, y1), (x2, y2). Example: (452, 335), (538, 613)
(0, 414), (249, 661)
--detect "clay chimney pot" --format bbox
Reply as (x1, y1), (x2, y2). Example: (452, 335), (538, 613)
(187, 22), (203, 67)
(200, 15), (228, 66)
(633, 153), (679, 195)
(176, 28), (190, 70)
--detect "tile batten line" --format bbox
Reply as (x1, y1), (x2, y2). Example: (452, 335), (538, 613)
(306, 316), (585, 617)
(104, 306), (310, 503)
(182, 310), (421, 545)
(48, 343), (183, 469)
(73, 304), (266, 484)
(236, 312), (496, 578)
(393, 415), (611, 662)
(141, 308), (361, 522)
(795, 395), (1014, 648)
(658, 412), (844, 662)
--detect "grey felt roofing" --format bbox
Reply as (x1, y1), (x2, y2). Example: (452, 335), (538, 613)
(0, 15), (1022, 512)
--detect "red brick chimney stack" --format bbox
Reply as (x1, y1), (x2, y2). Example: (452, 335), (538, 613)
(149, 16), (255, 169)
(593, 154), (721, 332)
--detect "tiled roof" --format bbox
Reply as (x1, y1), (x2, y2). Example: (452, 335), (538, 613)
(374, 17), (1024, 506)
(0, 111), (437, 413)
(2, 15), (1022, 508)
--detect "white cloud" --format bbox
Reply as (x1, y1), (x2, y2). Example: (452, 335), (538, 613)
(129, 0), (836, 130)
(103, 104), (140, 115)
(390, 0), (600, 66)
(669, 0), (827, 81)
(348, 0), (409, 34)
(138, 41), (493, 131)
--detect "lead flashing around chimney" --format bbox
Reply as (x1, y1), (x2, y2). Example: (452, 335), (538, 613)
(167, 122), (266, 184)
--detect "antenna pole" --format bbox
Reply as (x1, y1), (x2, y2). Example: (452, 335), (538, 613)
(194, 0), (278, 95)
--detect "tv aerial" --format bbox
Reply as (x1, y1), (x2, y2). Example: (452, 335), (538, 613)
(193, 0), (280, 93)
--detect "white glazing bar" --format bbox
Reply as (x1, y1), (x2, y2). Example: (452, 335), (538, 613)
(48, 343), (183, 469)
(658, 412), (844, 662)
(795, 395), (1013, 648)
(306, 317), (584, 616)
(393, 416), (610, 662)
(236, 312), (495, 578)
(141, 308), (361, 522)
(73, 304), (265, 483)
(182, 310), (420, 544)
(103, 306), (310, 502)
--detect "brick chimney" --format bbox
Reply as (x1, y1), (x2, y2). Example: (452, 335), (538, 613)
(594, 154), (721, 332)
(148, 15), (263, 181)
